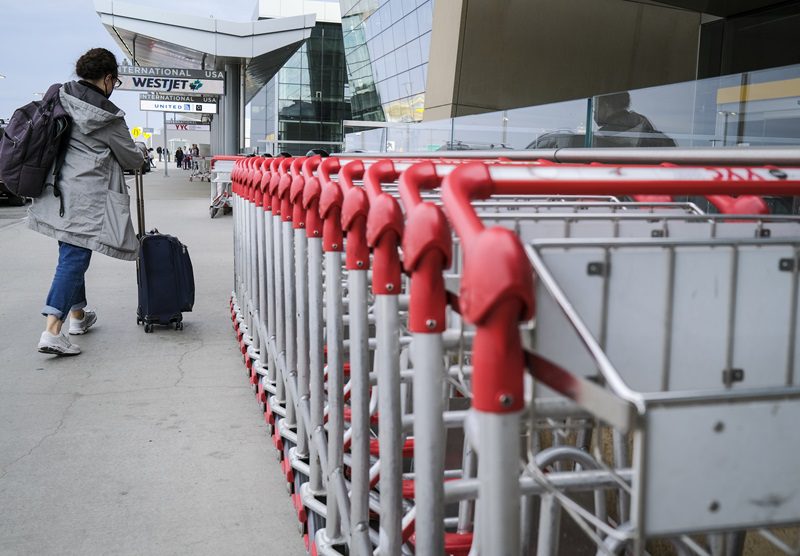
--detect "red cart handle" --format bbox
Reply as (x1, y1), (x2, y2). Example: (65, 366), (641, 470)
(302, 156), (331, 240)
(259, 159), (273, 193)
(364, 160), (404, 295)
(341, 161), (370, 270)
(248, 158), (261, 201)
(303, 175), (323, 239)
(706, 194), (769, 214)
(279, 157), (305, 222)
(262, 158), (280, 210)
(253, 158), (267, 204)
(270, 157), (292, 217)
(318, 155), (340, 184)
(291, 156), (322, 229)
(318, 157), (344, 252)
(276, 158), (294, 220)
(231, 160), (239, 195)
(441, 162), (535, 414)
(399, 161), (452, 333)
(303, 156), (322, 179)
(240, 159), (250, 201)
(339, 158), (364, 192)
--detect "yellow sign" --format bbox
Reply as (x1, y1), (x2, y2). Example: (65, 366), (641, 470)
(131, 127), (143, 138)
(717, 77), (800, 105)
(143, 132), (152, 139)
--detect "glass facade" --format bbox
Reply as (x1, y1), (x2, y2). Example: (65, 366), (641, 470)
(249, 22), (351, 155)
(340, 0), (433, 122)
(346, 62), (800, 155)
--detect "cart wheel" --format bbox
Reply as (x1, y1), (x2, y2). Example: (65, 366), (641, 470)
(144, 323), (153, 333)
(136, 317), (141, 325)
(176, 321), (184, 331)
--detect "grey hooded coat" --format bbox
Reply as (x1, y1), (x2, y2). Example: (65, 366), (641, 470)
(28, 81), (144, 261)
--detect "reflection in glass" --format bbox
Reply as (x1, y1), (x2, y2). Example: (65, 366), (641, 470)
(341, 0), (435, 122)
(592, 92), (677, 148)
(249, 22), (351, 155)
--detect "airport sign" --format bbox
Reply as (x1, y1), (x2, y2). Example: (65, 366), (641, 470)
(141, 93), (219, 104)
(119, 66), (224, 95)
(170, 123), (211, 131)
(140, 97), (218, 114)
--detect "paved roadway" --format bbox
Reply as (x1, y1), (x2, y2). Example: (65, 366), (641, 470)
(0, 164), (305, 556)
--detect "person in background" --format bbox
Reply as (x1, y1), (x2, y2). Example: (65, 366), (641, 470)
(156, 145), (162, 161)
(175, 147), (184, 169)
(593, 91), (676, 148)
(28, 47), (144, 355)
(165, 148), (170, 162)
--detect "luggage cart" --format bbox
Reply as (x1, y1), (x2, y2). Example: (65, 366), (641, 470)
(190, 156), (211, 182)
(229, 153), (800, 556)
(209, 156), (236, 218)
(439, 161), (800, 556)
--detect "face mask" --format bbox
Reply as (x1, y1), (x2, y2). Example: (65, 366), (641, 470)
(104, 76), (116, 98)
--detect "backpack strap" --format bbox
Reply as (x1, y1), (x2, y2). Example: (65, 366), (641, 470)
(49, 86), (71, 217)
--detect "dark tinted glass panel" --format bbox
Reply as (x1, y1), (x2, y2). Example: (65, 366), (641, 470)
(249, 22), (351, 154)
(700, 2), (800, 77)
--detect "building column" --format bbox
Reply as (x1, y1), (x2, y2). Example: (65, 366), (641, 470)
(224, 62), (242, 155)
(211, 113), (222, 155)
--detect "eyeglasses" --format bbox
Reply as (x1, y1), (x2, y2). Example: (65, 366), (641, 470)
(113, 77), (123, 89)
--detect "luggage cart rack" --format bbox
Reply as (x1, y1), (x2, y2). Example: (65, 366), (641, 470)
(228, 150), (800, 556)
(209, 156), (236, 218)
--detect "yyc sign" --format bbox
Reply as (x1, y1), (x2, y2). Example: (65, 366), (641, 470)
(172, 124), (210, 131)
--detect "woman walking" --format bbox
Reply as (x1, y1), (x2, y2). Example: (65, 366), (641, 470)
(28, 47), (144, 355)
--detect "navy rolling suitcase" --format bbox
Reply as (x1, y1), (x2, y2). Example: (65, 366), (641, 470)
(134, 170), (195, 332)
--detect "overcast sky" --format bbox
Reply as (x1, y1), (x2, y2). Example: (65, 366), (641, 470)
(0, 0), (258, 127)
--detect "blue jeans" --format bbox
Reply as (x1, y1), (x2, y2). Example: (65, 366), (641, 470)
(42, 241), (92, 320)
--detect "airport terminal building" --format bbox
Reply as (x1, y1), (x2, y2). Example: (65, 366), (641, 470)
(96, 0), (800, 153)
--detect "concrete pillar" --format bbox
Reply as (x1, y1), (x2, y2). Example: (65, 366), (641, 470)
(224, 62), (242, 155)
(211, 113), (222, 155)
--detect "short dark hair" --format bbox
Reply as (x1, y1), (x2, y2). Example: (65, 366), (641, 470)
(76, 48), (118, 81)
(599, 92), (631, 112)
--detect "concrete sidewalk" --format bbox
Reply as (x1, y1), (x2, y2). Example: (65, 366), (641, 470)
(0, 167), (305, 555)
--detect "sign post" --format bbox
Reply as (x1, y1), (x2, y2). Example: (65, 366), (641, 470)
(163, 111), (168, 177)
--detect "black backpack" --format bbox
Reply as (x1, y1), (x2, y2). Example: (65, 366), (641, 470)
(0, 83), (71, 199)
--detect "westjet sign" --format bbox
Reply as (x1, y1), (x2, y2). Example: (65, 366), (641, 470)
(118, 66), (225, 95)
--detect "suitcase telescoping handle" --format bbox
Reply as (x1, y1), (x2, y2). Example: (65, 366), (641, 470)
(135, 168), (145, 239)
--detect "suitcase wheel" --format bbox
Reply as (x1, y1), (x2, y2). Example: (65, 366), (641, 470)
(144, 323), (154, 333)
(175, 321), (184, 331)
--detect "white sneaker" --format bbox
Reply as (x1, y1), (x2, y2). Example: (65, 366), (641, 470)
(38, 331), (81, 356)
(69, 310), (97, 335)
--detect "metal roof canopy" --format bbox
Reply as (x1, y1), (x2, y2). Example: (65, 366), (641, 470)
(94, 0), (317, 103)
